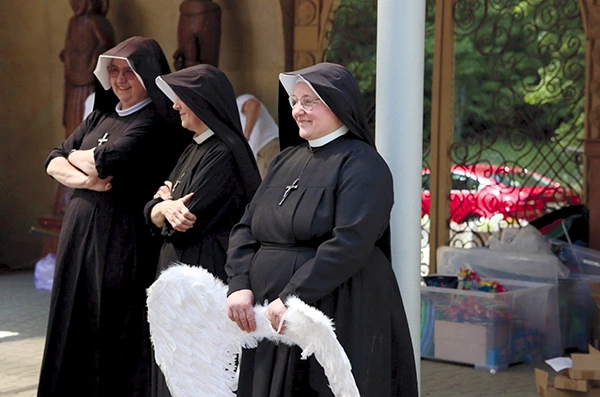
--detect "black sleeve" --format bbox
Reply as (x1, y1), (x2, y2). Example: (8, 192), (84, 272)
(44, 111), (103, 170)
(93, 112), (163, 179)
(224, 204), (258, 295)
(143, 197), (164, 237)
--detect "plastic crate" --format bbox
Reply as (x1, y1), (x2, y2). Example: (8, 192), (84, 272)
(559, 275), (600, 353)
(549, 241), (600, 352)
(433, 246), (562, 359)
(421, 278), (558, 372)
(437, 246), (563, 285)
(551, 242), (600, 276)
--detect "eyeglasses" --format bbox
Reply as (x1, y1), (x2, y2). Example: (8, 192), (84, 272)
(288, 95), (321, 111)
(107, 65), (137, 80)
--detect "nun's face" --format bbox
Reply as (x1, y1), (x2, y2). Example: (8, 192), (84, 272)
(173, 96), (208, 136)
(292, 82), (343, 141)
(109, 59), (148, 110)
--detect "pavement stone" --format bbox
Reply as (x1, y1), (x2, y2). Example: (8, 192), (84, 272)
(0, 270), (544, 396)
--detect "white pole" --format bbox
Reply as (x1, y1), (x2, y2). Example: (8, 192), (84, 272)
(376, 0), (426, 393)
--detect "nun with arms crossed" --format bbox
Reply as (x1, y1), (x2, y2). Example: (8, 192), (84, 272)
(39, 37), (188, 397)
(144, 64), (261, 397)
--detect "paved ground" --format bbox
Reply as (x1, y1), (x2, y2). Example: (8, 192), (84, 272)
(0, 271), (50, 397)
(0, 269), (544, 396)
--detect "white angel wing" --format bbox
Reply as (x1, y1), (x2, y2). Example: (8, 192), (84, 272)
(146, 264), (360, 397)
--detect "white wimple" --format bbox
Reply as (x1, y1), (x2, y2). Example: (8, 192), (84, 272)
(146, 264), (360, 397)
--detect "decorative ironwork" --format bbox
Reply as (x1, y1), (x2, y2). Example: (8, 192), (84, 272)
(323, 0), (586, 276)
(324, 0), (377, 127)
(447, 0), (585, 253)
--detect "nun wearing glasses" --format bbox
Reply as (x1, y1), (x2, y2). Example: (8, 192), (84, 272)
(39, 36), (188, 397)
(225, 62), (418, 397)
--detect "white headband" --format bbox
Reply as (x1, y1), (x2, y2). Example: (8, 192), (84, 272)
(93, 55), (146, 91)
(155, 76), (177, 103)
(278, 74), (329, 108)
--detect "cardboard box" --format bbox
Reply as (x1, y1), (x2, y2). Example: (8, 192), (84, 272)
(535, 346), (600, 396)
(570, 349), (600, 380)
(433, 320), (510, 367)
(535, 369), (600, 397)
(554, 375), (589, 392)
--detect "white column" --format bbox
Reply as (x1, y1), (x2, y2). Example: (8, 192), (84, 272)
(376, 0), (426, 393)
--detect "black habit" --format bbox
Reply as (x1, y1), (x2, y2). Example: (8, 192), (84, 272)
(38, 37), (187, 397)
(143, 64), (260, 397)
(226, 63), (418, 397)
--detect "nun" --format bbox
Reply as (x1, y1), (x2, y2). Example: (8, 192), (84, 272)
(144, 64), (261, 397)
(39, 36), (188, 397)
(225, 62), (419, 397)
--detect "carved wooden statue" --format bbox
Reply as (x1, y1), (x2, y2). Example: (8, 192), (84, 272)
(173, 0), (222, 70)
(61, 0), (115, 137)
(54, 0), (115, 217)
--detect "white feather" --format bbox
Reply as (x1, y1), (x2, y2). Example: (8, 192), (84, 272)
(147, 264), (360, 397)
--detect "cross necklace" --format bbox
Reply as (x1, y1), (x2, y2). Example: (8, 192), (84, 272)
(171, 172), (186, 195)
(279, 147), (315, 206)
(97, 133), (109, 146)
(279, 178), (299, 206)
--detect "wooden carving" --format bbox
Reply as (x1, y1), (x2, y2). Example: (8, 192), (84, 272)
(37, 0), (115, 254)
(62, 0), (115, 137)
(285, 0), (341, 70)
(173, 0), (222, 70)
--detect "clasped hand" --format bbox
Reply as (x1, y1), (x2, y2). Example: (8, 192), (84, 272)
(160, 192), (196, 232)
(154, 181), (173, 200)
(227, 290), (287, 334)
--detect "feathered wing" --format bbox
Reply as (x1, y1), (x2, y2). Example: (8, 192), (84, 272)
(146, 264), (360, 397)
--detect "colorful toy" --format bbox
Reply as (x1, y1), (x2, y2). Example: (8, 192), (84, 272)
(458, 268), (507, 293)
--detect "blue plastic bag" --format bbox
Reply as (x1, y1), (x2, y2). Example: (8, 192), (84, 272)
(34, 253), (56, 291)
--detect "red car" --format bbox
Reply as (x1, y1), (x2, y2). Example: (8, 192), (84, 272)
(421, 164), (581, 223)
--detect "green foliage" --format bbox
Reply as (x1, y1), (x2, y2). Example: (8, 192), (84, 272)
(325, 1), (378, 125)
(450, 0), (584, 143)
(326, 0), (585, 146)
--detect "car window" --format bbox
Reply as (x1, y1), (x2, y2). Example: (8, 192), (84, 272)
(451, 173), (479, 190)
(492, 170), (553, 187)
(492, 173), (520, 187)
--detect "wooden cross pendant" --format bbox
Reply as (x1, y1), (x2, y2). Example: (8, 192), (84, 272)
(279, 178), (300, 206)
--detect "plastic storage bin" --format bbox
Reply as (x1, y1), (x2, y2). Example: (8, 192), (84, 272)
(558, 275), (600, 352)
(551, 241), (600, 276)
(437, 246), (563, 285)
(550, 241), (600, 352)
(421, 278), (558, 372)
(433, 246), (562, 359)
